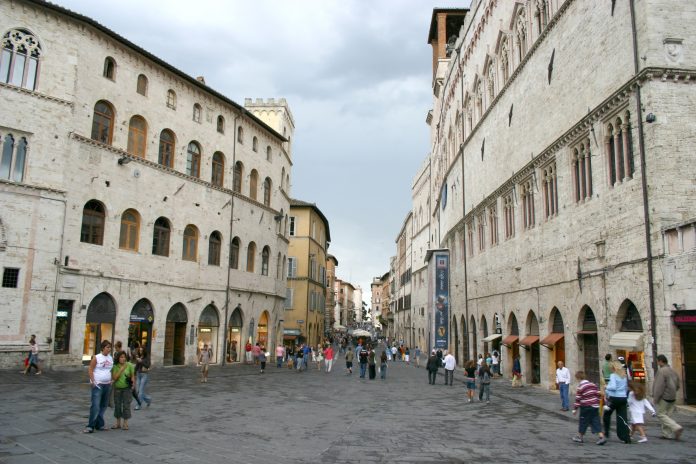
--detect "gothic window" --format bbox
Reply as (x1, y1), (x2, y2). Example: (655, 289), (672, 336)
(487, 62), (496, 102)
(152, 217), (170, 257)
(166, 89), (177, 109)
(263, 177), (272, 206)
(252, 136), (258, 152)
(208, 231), (222, 266)
(211, 152), (225, 187)
(542, 162), (558, 219)
(266, 146), (272, 162)
(80, 200), (105, 245)
(500, 38), (510, 83)
(237, 126), (244, 144)
(119, 209), (140, 251)
(249, 169), (258, 200)
(127, 115), (148, 158)
(158, 129), (175, 168)
(91, 100), (114, 144)
(521, 178), (535, 229)
(246, 241), (256, 273)
(186, 141), (201, 178)
(230, 237), (240, 269)
(216, 115), (225, 134)
(477, 214), (486, 252)
(103, 57), (116, 79)
(261, 246), (270, 276)
(475, 80), (484, 119)
(0, 133), (27, 182)
(136, 74), (148, 96)
(467, 222), (474, 256)
(516, 9), (528, 62)
(182, 225), (199, 261)
(535, 0), (549, 36)
(504, 192), (515, 239)
(1, 28), (42, 90)
(572, 139), (593, 202)
(192, 103), (202, 123)
(606, 112), (634, 186)
(233, 161), (243, 193)
(489, 203), (499, 246)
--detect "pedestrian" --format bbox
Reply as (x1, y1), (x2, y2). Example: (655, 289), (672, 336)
(324, 344), (334, 373)
(23, 334), (42, 375)
(426, 350), (439, 385)
(230, 340), (238, 363)
(478, 361), (491, 403)
(601, 353), (612, 387)
(245, 341), (253, 364)
(253, 342), (261, 365)
(111, 350), (135, 431)
(404, 347), (410, 365)
(380, 350), (388, 380)
(415, 346), (421, 367)
(464, 360), (477, 402)
(134, 347), (151, 410)
(258, 346), (267, 373)
(628, 380), (655, 443)
(436, 348), (443, 369)
(443, 350), (456, 386)
(359, 345), (369, 378)
(198, 343), (211, 383)
(114, 340), (126, 360)
(512, 355), (522, 387)
(345, 346), (354, 375)
(296, 344), (304, 372)
(315, 344), (324, 371)
(485, 352), (492, 367)
(653, 354), (683, 440)
(276, 344), (285, 368)
(603, 360), (630, 443)
(556, 361), (571, 411)
(391, 345), (397, 361)
(491, 350), (500, 376)
(286, 345), (295, 369)
(571, 370), (607, 445)
(83, 340), (113, 433)
(368, 347), (377, 380)
(476, 353), (483, 366)
(302, 343), (311, 370)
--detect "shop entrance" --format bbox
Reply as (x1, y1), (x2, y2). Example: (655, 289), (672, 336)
(198, 304), (219, 364)
(611, 300), (646, 382)
(579, 306), (599, 384)
(672, 310), (696, 404)
(82, 292), (116, 363)
(129, 298), (154, 353)
(257, 311), (269, 348)
(227, 306), (243, 362)
(164, 303), (187, 366)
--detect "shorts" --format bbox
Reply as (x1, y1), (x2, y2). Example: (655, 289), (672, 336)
(346, 361), (353, 368)
(201, 363), (209, 372)
(466, 380), (476, 390)
(578, 406), (602, 435)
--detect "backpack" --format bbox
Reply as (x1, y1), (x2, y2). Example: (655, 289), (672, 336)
(483, 371), (491, 384)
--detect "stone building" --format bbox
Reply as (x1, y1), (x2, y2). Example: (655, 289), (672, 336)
(390, 0), (696, 402)
(0, 0), (294, 368)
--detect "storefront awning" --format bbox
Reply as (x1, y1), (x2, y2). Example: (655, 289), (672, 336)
(283, 335), (298, 340)
(501, 335), (518, 346)
(609, 332), (644, 351)
(540, 333), (564, 347)
(482, 333), (502, 343)
(519, 335), (540, 347)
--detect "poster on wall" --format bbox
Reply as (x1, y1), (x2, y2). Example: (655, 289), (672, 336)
(426, 249), (449, 350)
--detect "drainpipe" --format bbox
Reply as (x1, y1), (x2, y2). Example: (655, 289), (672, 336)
(629, 0), (658, 373)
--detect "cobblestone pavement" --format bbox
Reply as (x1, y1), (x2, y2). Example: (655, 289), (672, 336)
(1, 357), (694, 464)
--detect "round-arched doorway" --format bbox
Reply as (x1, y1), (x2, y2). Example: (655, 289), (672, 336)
(129, 298), (154, 353)
(82, 292), (116, 363)
(198, 304), (220, 363)
(257, 311), (269, 348)
(227, 306), (243, 362)
(164, 303), (187, 366)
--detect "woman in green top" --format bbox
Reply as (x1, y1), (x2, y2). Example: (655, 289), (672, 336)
(111, 351), (135, 430)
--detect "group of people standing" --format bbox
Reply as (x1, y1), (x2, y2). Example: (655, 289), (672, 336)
(425, 349), (496, 404)
(277, 343), (335, 373)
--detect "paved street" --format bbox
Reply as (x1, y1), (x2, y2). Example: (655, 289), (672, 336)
(1, 358), (694, 464)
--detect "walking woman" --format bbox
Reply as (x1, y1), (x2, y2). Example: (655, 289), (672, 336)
(134, 347), (151, 410)
(464, 360), (477, 403)
(380, 350), (388, 380)
(84, 340), (113, 433)
(478, 361), (492, 403)
(24, 334), (42, 375)
(603, 360), (630, 443)
(368, 347), (377, 380)
(111, 350), (135, 430)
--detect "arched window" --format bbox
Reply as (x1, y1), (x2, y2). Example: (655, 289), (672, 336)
(516, 9), (528, 62)
(1, 28), (42, 90)
(230, 237), (240, 269)
(252, 136), (258, 152)
(208, 231), (222, 266)
(246, 241), (256, 272)
(217, 115), (225, 133)
(166, 89), (176, 109)
(103, 57), (116, 79)
(80, 200), (105, 245)
(186, 141), (201, 178)
(136, 74), (148, 96)
(127, 115), (148, 157)
(237, 126), (244, 144)
(119, 208), (140, 251)
(0, 134), (26, 182)
(500, 38), (510, 84)
(158, 129), (175, 168)
(233, 161), (243, 193)
(182, 225), (198, 261)
(152, 217), (170, 256)
(249, 170), (258, 200)
(606, 114), (634, 186)
(261, 246), (270, 276)
(263, 177), (272, 206)
(91, 100), (114, 144)
(211, 152), (225, 187)
(266, 146), (272, 162)
(535, 0), (548, 35)
(487, 62), (496, 102)
(192, 103), (202, 123)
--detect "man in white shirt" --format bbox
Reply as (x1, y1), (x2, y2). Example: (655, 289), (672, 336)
(556, 361), (571, 411)
(443, 351), (456, 386)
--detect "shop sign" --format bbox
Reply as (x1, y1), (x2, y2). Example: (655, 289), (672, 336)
(673, 310), (696, 327)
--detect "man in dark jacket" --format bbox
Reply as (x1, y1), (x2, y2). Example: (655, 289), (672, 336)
(426, 350), (439, 385)
(358, 346), (369, 378)
(653, 354), (683, 440)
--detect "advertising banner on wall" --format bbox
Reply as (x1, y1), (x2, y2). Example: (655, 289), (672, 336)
(426, 249), (450, 350)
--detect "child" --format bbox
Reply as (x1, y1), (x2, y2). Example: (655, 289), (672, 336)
(571, 370), (607, 445)
(198, 344), (211, 383)
(628, 381), (656, 443)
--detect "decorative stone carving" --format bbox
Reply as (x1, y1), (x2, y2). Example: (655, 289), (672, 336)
(663, 38), (683, 65)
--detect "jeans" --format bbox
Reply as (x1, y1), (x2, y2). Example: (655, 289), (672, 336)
(137, 372), (151, 406)
(428, 370), (437, 384)
(87, 384), (111, 430)
(445, 369), (454, 385)
(479, 383), (490, 401)
(325, 359), (333, 372)
(359, 363), (367, 378)
(603, 396), (630, 443)
(380, 363), (387, 379)
(277, 356), (283, 368)
(559, 383), (569, 409)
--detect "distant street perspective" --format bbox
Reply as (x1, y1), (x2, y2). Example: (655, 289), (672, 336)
(2, 355), (695, 464)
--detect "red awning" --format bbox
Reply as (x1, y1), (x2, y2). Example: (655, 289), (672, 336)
(540, 333), (564, 346)
(501, 335), (519, 346)
(519, 335), (540, 347)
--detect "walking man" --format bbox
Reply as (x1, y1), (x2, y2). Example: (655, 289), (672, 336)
(653, 354), (683, 440)
(324, 344), (334, 373)
(345, 346), (354, 375)
(426, 350), (439, 385)
(358, 346), (369, 378)
(556, 361), (571, 411)
(443, 350), (456, 386)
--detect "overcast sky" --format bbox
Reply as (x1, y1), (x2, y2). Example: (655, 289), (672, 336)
(56, 0), (467, 303)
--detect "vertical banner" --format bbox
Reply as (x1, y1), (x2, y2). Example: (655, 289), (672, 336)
(434, 252), (449, 349)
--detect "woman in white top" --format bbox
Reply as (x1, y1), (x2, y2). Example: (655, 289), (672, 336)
(315, 344), (324, 370)
(84, 340), (113, 433)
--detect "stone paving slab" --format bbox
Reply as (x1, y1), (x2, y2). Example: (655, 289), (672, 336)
(0, 359), (694, 464)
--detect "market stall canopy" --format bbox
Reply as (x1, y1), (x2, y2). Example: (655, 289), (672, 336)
(351, 329), (372, 337)
(540, 333), (565, 347)
(482, 334), (502, 343)
(501, 335), (519, 346)
(609, 332), (644, 351)
(519, 336), (540, 347)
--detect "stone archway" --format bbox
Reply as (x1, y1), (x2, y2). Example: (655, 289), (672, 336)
(198, 304), (220, 363)
(164, 303), (187, 366)
(82, 292), (116, 363)
(227, 305), (243, 362)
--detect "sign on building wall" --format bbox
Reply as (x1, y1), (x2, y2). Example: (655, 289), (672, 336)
(427, 249), (449, 350)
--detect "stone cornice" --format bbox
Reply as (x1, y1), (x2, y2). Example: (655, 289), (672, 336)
(0, 81), (74, 107)
(0, 177), (67, 195)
